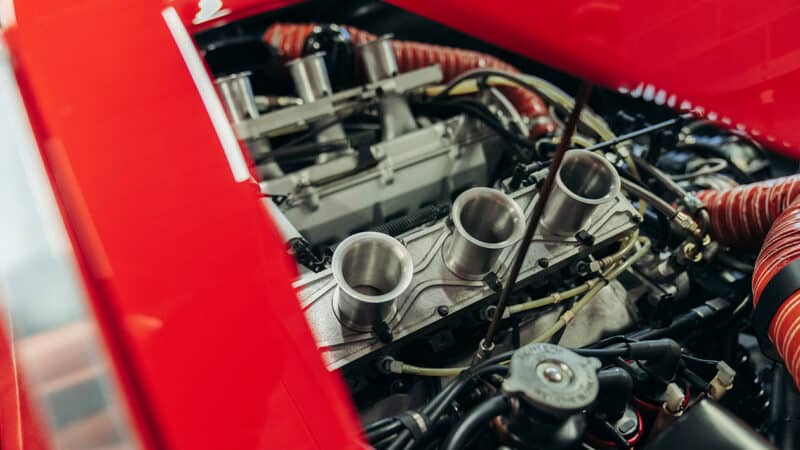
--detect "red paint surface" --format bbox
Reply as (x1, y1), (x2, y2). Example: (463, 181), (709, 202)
(3, 0), (800, 448)
(2, 0), (362, 448)
(387, 0), (800, 158)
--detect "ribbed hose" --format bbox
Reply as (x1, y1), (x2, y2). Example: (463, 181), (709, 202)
(697, 175), (800, 249)
(264, 23), (553, 136)
(697, 175), (800, 387)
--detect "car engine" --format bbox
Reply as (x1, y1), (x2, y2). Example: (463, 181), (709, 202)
(196, 2), (800, 448)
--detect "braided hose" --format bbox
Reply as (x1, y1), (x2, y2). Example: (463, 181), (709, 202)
(264, 23), (552, 135)
(697, 175), (800, 387)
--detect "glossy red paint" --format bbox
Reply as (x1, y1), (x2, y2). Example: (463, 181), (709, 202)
(174, 0), (304, 33)
(3, 0), (362, 449)
(386, 0), (800, 159)
(4, 0), (800, 448)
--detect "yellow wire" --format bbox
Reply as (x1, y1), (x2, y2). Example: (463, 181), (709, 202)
(391, 237), (652, 377)
(531, 237), (652, 344)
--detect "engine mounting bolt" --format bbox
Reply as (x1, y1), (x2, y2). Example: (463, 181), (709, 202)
(537, 258), (550, 268)
(437, 305), (450, 317)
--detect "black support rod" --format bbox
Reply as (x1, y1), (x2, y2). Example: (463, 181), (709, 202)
(475, 82), (594, 362)
(583, 113), (692, 153)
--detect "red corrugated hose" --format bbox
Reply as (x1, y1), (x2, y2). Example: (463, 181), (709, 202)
(698, 175), (800, 386)
(264, 23), (553, 136)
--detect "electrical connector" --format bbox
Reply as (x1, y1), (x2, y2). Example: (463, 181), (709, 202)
(663, 382), (686, 416)
(707, 361), (736, 400)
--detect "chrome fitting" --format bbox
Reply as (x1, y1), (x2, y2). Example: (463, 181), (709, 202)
(215, 71), (259, 123)
(541, 150), (621, 236)
(444, 188), (526, 280)
(286, 52), (334, 102)
(358, 34), (398, 82)
(333, 232), (413, 331)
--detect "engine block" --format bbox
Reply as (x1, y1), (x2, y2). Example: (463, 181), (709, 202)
(295, 170), (639, 369)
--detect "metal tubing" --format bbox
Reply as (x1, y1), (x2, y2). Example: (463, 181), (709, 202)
(215, 71), (259, 123)
(333, 232), (413, 331)
(286, 52), (334, 102)
(444, 188), (526, 280)
(358, 35), (399, 82)
(541, 150), (621, 236)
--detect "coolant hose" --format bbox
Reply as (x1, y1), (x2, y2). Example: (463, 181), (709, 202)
(697, 175), (800, 386)
(264, 23), (552, 136)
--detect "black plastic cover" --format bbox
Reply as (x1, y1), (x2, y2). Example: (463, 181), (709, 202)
(647, 399), (775, 450)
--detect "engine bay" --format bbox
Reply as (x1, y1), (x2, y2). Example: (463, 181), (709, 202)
(196, 2), (800, 448)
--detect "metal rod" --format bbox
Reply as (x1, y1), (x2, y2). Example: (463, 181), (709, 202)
(476, 82), (594, 361)
(583, 113), (692, 153)
(518, 113), (692, 175)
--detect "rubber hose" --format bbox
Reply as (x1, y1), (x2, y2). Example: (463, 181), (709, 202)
(697, 175), (800, 387)
(264, 23), (553, 136)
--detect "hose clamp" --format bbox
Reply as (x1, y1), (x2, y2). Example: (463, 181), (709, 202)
(752, 258), (800, 361)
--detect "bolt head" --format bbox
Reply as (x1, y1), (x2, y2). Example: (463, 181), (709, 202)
(543, 366), (564, 382)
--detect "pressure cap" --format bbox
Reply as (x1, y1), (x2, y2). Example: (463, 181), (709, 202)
(503, 343), (601, 418)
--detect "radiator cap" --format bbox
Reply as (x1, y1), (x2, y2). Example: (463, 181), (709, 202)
(503, 343), (601, 418)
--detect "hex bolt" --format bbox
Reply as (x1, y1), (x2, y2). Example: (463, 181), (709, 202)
(575, 230), (595, 246)
(483, 272), (503, 291)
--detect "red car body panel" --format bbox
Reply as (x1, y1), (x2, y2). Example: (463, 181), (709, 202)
(386, 0), (800, 159)
(1, 0), (800, 448)
(2, 1), (361, 449)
